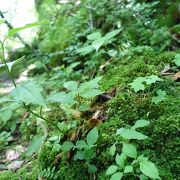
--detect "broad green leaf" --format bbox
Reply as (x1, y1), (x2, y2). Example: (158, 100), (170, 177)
(81, 89), (102, 98)
(48, 92), (77, 105)
(110, 172), (123, 180)
(140, 161), (160, 179)
(79, 77), (102, 93)
(104, 29), (121, 43)
(87, 32), (102, 40)
(0, 110), (12, 122)
(74, 150), (85, 160)
(145, 75), (163, 85)
(76, 45), (94, 55)
(79, 104), (90, 111)
(115, 153), (126, 168)
(129, 77), (145, 92)
(152, 89), (166, 104)
(132, 119), (150, 130)
(7, 22), (43, 37)
(137, 155), (149, 163)
(108, 50), (118, 57)
(0, 97), (14, 104)
(63, 81), (78, 91)
(26, 135), (46, 156)
(87, 164), (97, 174)
(61, 141), (74, 152)
(92, 38), (105, 51)
(84, 149), (95, 162)
(75, 140), (88, 149)
(139, 174), (148, 180)
(10, 81), (46, 106)
(173, 54), (180, 66)
(116, 128), (148, 140)
(0, 56), (25, 72)
(110, 144), (116, 156)
(87, 127), (99, 146)
(122, 142), (137, 159)
(106, 165), (118, 175)
(124, 165), (133, 173)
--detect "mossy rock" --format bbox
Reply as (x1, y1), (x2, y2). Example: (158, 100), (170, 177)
(38, 51), (179, 179)
(98, 51), (180, 179)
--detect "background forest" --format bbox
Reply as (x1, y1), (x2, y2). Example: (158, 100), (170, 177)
(0, 0), (179, 179)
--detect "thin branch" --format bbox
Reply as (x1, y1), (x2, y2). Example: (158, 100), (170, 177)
(0, 11), (31, 49)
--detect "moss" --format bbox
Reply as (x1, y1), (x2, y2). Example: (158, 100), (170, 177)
(0, 171), (18, 180)
(98, 51), (180, 178)
(0, 163), (38, 180)
(35, 51), (180, 179)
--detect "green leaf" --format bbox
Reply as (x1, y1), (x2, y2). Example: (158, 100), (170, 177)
(140, 161), (160, 179)
(124, 165), (133, 173)
(137, 155), (149, 163)
(75, 140), (88, 149)
(81, 89), (102, 98)
(77, 45), (94, 55)
(145, 75), (163, 85)
(115, 153), (126, 168)
(108, 50), (118, 57)
(139, 174), (148, 180)
(0, 97), (14, 104)
(116, 128), (148, 140)
(48, 92), (77, 105)
(7, 22), (43, 37)
(87, 32), (102, 40)
(79, 77), (102, 91)
(122, 142), (137, 159)
(110, 144), (116, 156)
(84, 149), (95, 162)
(74, 150), (85, 160)
(173, 54), (180, 66)
(106, 165), (118, 175)
(104, 29), (121, 43)
(132, 119), (150, 130)
(152, 89), (166, 104)
(79, 104), (90, 111)
(61, 141), (74, 152)
(10, 81), (46, 106)
(26, 135), (46, 156)
(129, 77), (145, 92)
(110, 172), (123, 180)
(0, 56), (25, 72)
(87, 127), (99, 146)
(63, 81), (78, 91)
(92, 38), (105, 51)
(87, 164), (97, 174)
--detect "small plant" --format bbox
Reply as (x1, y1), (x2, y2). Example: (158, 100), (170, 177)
(173, 54), (180, 67)
(48, 77), (103, 117)
(151, 89), (166, 104)
(106, 120), (160, 180)
(40, 166), (58, 180)
(129, 75), (163, 92)
(77, 29), (121, 55)
(61, 127), (99, 173)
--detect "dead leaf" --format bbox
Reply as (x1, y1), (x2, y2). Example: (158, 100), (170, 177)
(88, 118), (102, 127)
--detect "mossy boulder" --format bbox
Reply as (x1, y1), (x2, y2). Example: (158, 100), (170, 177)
(38, 51), (179, 179)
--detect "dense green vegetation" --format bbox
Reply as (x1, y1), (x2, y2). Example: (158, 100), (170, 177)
(0, 0), (179, 179)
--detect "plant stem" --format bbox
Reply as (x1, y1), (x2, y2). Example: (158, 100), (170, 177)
(0, 41), (61, 132)
(0, 41), (16, 87)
